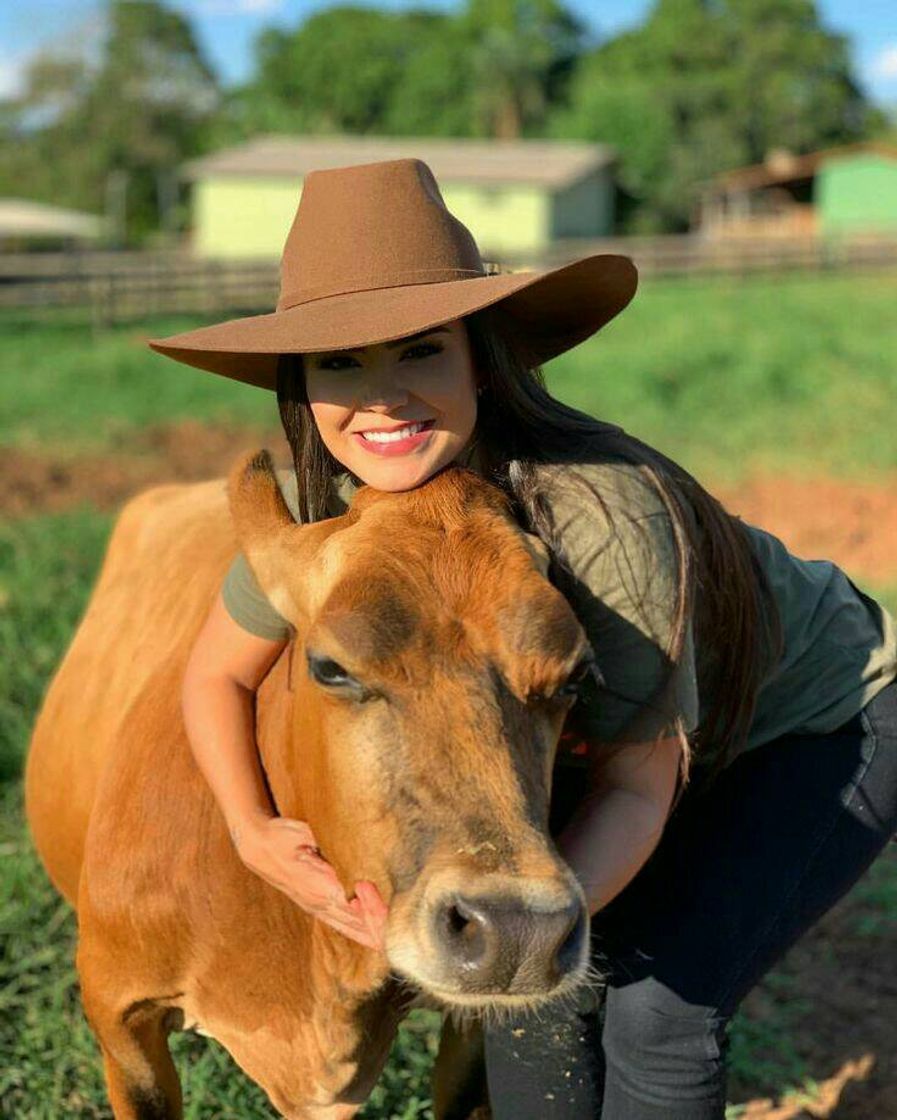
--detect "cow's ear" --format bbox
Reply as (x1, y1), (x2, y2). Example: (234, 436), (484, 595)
(228, 450), (349, 624)
(228, 449), (295, 552)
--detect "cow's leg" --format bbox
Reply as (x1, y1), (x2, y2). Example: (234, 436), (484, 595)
(86, 994), (182, 1120)
(432, 1017), (490, 1120)
(78, 945), (182, 1120)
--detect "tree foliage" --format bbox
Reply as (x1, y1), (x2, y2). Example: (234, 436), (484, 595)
(0, 0), (218, 245)
(217, 0), (586, 142)
(548, 0), (882, 230)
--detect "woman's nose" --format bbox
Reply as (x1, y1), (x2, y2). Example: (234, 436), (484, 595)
(358, 372), (409, 409)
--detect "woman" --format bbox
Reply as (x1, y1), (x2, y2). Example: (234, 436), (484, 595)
(149, 158), (897, 1119)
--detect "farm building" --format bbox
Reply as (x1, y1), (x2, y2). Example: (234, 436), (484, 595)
(0, 198), (104, 251)
(696, 143), (897, 240)
(180, 135), (617, 261)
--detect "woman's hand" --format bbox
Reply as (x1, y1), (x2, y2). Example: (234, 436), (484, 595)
(234, 815), (388, 951)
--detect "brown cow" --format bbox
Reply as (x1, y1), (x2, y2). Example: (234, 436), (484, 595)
(25, 451), (593, 1120)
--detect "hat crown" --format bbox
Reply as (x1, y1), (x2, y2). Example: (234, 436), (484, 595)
(276, 158), (486, 311)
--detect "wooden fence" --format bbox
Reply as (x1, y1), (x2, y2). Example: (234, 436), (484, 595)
(2, 234), (896, 326)
(0, 251), (279, 327)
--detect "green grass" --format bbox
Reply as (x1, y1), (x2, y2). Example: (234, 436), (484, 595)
(2, 271), (897, 483)
(0, 314), (275, 452)
(549, 269), (897, 483)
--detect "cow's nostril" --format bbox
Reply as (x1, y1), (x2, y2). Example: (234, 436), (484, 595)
(437, 897), (490, 967)
(446, 903), (471, 936)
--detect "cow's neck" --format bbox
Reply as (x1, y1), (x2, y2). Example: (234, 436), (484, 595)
(254, 648), (392, 997)
(255, 645), (314, 820)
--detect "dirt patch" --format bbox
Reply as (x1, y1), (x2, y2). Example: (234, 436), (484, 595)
(0, 421), (288, 519)
(728, 846), (897, 1119)
(715, 476), (897, 591)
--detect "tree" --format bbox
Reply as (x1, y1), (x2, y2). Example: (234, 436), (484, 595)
(460, 0), (587, 139)
(219, 8), (464, 139)
(217, 0), (586, 143)
(549, 0), (878, 231)
(0, 0), (218, 245)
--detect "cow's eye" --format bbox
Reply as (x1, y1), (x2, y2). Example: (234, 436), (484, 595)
(307, 654), (356, 689)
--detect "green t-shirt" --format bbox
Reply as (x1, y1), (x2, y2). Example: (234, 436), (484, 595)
(222, 463), (897, 761)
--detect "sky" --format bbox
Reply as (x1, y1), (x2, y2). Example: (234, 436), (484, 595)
(2, 0), (897, 109)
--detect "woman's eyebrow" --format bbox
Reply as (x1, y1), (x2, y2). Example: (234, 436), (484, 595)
(383, 326), (450, 350)
(319, 326), (450, 358)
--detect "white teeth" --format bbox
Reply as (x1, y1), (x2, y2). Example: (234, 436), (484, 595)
(361, 422), (425, 443)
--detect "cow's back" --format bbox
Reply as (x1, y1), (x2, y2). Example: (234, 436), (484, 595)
(25, 478), (236, 904)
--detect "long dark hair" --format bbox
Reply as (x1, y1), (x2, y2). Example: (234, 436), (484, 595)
(276, 306), (783, 779)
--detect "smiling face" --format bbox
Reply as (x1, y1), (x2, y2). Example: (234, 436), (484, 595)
(303, 318), (478, 491)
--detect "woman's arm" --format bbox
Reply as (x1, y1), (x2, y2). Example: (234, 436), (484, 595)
(182, 591), (286, 835)
(182, 592), (387, 948)
(556, 733), (683, 914)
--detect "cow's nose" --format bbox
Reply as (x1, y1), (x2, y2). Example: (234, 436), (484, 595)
(432, 892), (587, 993)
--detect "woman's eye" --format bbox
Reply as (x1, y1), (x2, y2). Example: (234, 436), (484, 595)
(401, 342), (442, 361)
(317, 355), (359, 370)
(315, 342), (441, 370)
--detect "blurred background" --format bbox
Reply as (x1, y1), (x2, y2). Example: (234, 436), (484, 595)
(1, 2), (896, 1117)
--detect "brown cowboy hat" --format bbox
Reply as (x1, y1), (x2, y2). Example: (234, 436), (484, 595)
(148, 157), (637, 390)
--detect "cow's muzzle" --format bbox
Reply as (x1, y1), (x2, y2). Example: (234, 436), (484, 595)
(387, 872), (589, 1004)
(432, 889), (587, 995)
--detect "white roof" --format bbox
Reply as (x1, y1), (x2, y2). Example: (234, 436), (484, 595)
(0, 199), (103, 239)
(183, 134), (616, 190)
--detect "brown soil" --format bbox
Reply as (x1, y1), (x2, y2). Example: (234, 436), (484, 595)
(715, 476), (897, 591)
(1, 422), (895, 1116)
(727, 845), (897, 1119)
(0, 420), (290, 520)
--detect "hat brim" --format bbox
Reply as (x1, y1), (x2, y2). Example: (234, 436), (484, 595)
(147, 253), (637, 391)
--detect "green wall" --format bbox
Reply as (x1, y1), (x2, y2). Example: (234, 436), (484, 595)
(816, 155), (897, 235)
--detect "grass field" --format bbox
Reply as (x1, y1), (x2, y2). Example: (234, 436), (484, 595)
(2, 269), (896, 1118)
(2, 269), (897, 481)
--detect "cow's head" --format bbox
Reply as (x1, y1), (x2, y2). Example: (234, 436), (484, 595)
(229, 451), (593, 1010)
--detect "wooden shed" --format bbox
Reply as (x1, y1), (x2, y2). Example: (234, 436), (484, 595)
(697, 144), (897, 240)
(180, 135), (617, 261)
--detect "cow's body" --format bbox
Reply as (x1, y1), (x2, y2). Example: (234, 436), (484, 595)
(25, 456), (591, 1119)
(27, 479), (397, 1118)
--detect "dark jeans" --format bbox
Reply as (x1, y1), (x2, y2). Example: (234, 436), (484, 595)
(483, 679), (897, 1120)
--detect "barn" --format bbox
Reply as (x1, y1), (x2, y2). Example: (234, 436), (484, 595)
(180, 135), (618, 261)
(696, 143), (897, 240)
